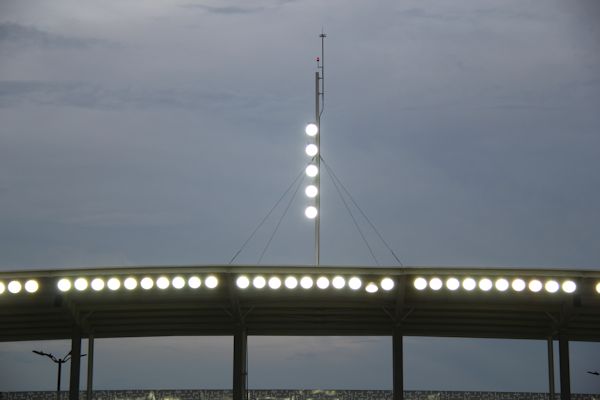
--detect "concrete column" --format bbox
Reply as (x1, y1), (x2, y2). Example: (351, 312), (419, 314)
(393, 327), (404, 400)
(69, 325), (82, 400)
(558, 334), (571, 400)
(86, 335), (94, 400)
(233, 326), (248, 400)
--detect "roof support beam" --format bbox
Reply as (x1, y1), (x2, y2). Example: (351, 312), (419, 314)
(559, 334), (570, 400)
(393, 326), (404, 400)
(69, 324), (82, 400)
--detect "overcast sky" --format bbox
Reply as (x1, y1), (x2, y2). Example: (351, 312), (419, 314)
(1, 0), (600, 394)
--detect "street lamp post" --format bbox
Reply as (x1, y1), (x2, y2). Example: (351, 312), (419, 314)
(33, 350), (86, 400)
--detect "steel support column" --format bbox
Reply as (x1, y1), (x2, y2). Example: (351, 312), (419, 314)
(69, 325), (82, 400)
(393, 327), (404, 400)
(233, 326), (248, 400)
(86, 335), (94, 400)
(548, 338), (555, 400)
(558, 335), (570, 400)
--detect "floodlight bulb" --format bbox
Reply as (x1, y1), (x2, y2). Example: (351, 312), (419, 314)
(57, 278), (71, 292)
(348, 277), (362, 290)
(91, 278), (105, 291)
(495, 278), (509, 292)
(305, 185), (318, 198)
(8, 281), (21, 294)
(107, 278), (121, 291)
(305, 123), (318, 137)
(562, 280), (576, 294)
(284, 276), (298, 289)
(413, 277), (428, 291)
(188, 276), (201, 289)
(140, 277), (154, 290)
(305, 165), (318, 177)
(512, 278), (526, 292)
(332, 276), (346, 289)
(156, 276), (170, 289)
(25, 280), (39, 293)
(305, 144), (319, 157)
(529, 279), (543, 293)
(446, 278), (460, 291)
(74, 278), (88, 291)
(172, 276), (185, 289)
(300, 276), (314, 289)
(380, 277), (395, 291)
(429, 277), (443, 291)
(268, 277), (282, 289)
(478, 278), (493, 292)
(124, 277), (137, 290)
(305, 206), (318, 219)
(205, 275), (219, 289)
(253, 276), (266, 289)
(236, 276), (250, 289)
(596, 282), (600, 294)
(545, 280), (559, 293)
(462, 278), (476, 291)
(366, 282), (378, 293)
(316, 276), (330, 289)
(0, 282), (5, 294)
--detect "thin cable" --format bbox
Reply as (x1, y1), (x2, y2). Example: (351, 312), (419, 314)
(321, 156), (404, 266)
(228, 167), (305, 264)
(258, 171), (305, 264)
(322, 160), (380, 266)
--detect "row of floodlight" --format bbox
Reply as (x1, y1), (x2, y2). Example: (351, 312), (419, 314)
(235, 275), (395, 293)
(55, 275), (219, 292)
(304, 123), (319, 219)
(0, 280), (40, 294)
(413, 277), (579, 294)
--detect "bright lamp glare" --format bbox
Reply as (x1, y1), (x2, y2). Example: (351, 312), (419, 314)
(305, 144), (318, 157)
(562, 280), (576, 294)
(529, 279), (543, 293)
(366, 282), (378, 293)
(140, 277), (154, 290)
(124, 277), (137, 290)
(156, 276), (170, 290)
(188, 276), (201, 289)
(57, 279), (71, 292)
(495, 278), (509, 292)
(74, 278), (88, 291)
(107, 278), (121, 291)
(446, 278), (460, 291)
(300, 276), (313, 289)
(25, 280), (39, 293)
(253, 276), (266, 289)
(305, 123), (318, 137)
(413, 277), (428, 291)
(332, 276), (346, 289)
(316, 277), (330, 289)
(206, 275), (220, 289)
(0, 282), (5, 294)
(348, 277), (362, 290)
(306, 165), (318, 177)
(596, 282), (600, 294)
(512, 278), (526, 292)
(284, 276), (298, 289)
(545, 280), (559, 293)
(172, 276), (185, 289)
(305, 206), (318, 219)
(429, 278), (443, 291)
(8, 281), (21, 294)
(268, 277), (282, 289)
(380, 278), (395, 291)
(478, 278), (493, 292)
(462, 278), (476, 291)
(91, 278), (105, 291)
(236, 276), (250, 289)
(305, 185), (318, 198)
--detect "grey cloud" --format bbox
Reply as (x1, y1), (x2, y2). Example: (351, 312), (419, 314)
(180, 4), (266, 14)
(0, 22), (109, 49)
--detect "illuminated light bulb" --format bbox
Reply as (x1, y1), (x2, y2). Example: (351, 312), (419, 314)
(124, 277), (137, 290)
(512, 278), (526, 292)
(305, 185), (318, 198)
(305, 144), (318, 157)
(25, 280), (39, 293)
(91, 278), (105, 291)
(413, 277), (427, 291)
(284, 276), (298, 289)
(316, 276), (330, 289)
(236, 276), (250, 289)
(380, 277), (395, 291)
(57, 279), (71, 292)
(478, 278), (493, 292)
(305, 206), (318, 219)
(305, 123), (318, 137)
(528, 279), (543, 293)
(172, 276), (185, 289)
(107, 278), (121, 291)
(188, 276), (201, 289)
(300, 276), (313, 289)
(545, 280), (559, 293)
(462, 278), (476, 291)
(366, 282), (378, 293)
(429, 278), (443, 291)
(268, 277), (282, 289)
(495, 278), (509, 292)
(332, 276), (345, 289)
(596, 282), (600, 294)
(0, 282), (5, 294)
(74, 278), (88, 291)
(206, 275), (221, 288)
(348, 277), (362, 290)
(253, 276), (266, 289)
(562, 280), (576, 294)
(140, 277), (154, 290)
(8, 281), (21, 294)
(156, 276), (170, 290)
(306, 165), (318, 178)
(446, 278), (460, 291)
